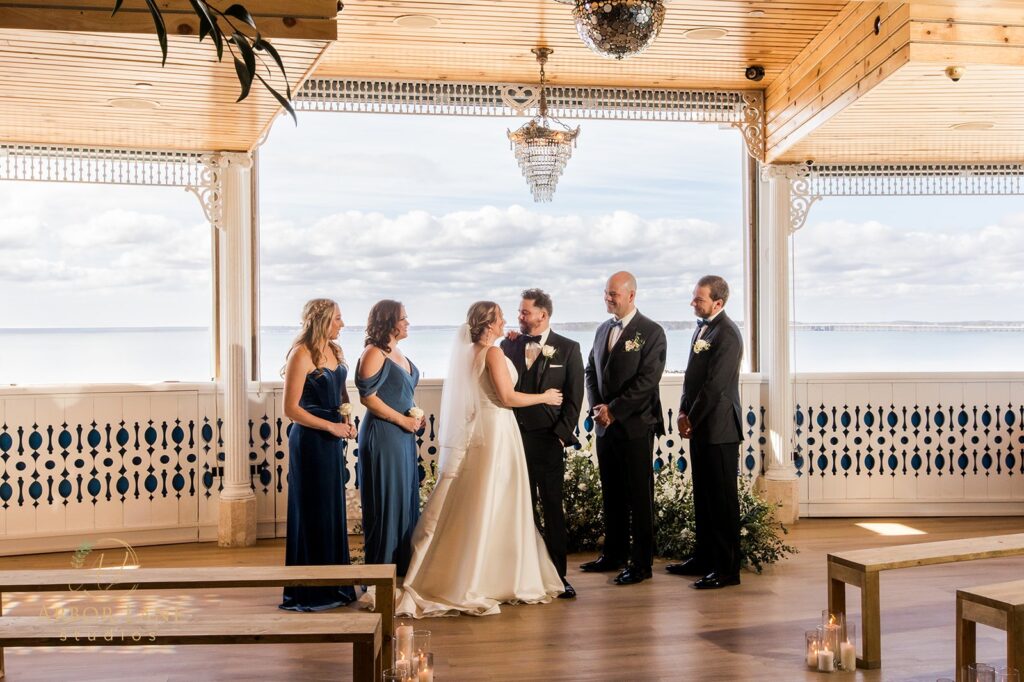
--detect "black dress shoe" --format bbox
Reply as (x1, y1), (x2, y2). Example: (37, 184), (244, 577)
(692, 572), (741, 590)
(665, 558), (708, 576)
(613, 566), (653, 585)
(579, 556), (625, 573)
(557, 579), (576, 599)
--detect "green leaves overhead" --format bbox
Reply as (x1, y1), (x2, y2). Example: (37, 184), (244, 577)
(111, 0), (296, 122)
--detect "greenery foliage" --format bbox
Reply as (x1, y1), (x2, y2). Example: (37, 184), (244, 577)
(563, 440), (797, 572)
(111, 0), (295, 120)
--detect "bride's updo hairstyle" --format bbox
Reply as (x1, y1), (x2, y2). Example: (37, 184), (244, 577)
(466, 301), (499, 343)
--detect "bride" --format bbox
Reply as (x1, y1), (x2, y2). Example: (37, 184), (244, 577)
(396, 301), (566, 617)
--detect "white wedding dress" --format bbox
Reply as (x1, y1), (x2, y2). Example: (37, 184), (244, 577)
(395, 348), (563, 617)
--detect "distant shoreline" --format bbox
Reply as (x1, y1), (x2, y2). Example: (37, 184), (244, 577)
(2, 322), (1023, 334)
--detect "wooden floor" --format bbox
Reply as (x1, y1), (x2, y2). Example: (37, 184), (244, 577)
(2, 517), (1023, 681)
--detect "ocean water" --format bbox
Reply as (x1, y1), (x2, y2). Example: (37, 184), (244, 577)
(1, 326), (1022, 386)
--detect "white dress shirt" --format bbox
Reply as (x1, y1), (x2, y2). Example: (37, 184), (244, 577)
(607, 308), (638, 352)
(525, 327), (551, 370)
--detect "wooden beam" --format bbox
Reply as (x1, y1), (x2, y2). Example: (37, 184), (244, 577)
(0, 0), (338, 41)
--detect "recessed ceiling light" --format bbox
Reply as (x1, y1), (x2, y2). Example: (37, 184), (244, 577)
(107, 97), (160, 110)
(683, 27), (728, 40)
(748, 10), (766, 18)
(393, 14), (440, 28)
(950, 121), (995, 131)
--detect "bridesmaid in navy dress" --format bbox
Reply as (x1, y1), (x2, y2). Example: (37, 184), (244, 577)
(279, 298), (359, 612)
(356, 300), (424, 576)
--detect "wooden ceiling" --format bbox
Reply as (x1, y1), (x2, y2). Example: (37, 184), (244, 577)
(776, 62), (1024, 164)
(1, 0), (1023, 164)
(0, 0), (335, 151)
(318, 0), (849, 90)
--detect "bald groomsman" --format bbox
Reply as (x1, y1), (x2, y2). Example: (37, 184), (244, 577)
(581, 271), (666, 585)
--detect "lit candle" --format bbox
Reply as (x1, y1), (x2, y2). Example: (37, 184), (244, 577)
(817, 649), (835, 672)
(418, 652), (434, 682)
(806, 641), (818, 667)
(396, 659), (412, 680)
(396, 624), (414, 665)
(840, 640), (856, 671)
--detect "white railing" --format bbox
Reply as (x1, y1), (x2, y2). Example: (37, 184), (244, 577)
(2, 373), (1022, 554)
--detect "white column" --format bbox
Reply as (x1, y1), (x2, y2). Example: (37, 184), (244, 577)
(755, 165), (809, 524)
(765, 170), (797, 482)
(213, 152), (257, 547)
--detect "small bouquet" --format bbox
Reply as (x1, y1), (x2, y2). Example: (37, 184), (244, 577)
(407, 406), (424, 420)
(339, 403), (353, 422)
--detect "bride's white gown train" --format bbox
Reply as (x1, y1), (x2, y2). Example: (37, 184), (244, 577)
(396, 355), (562, 617)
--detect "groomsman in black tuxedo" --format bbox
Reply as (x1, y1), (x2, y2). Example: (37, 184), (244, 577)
(501, 288), (585, 599)
(581, 272), (666, 585)
(669, 275), (744, 589)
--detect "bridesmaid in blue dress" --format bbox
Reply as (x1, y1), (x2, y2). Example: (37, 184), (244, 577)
(356, 300), (424, 576)
(279, 298), (359, 612)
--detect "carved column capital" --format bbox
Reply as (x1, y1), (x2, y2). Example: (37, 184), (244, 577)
(184, 152), (253, 232)
(761, 162), (822, 234)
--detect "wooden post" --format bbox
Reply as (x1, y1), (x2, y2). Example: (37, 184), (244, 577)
(859, 571), (881, 669)
(956, 596), (975, 682)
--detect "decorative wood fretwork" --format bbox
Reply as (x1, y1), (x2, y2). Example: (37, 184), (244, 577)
(296, 78), (766, 161)
(0, 144), (203, 186)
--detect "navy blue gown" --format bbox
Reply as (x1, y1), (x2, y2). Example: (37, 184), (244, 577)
(280, 364), (356, 611)
(356, 354), (421, 576)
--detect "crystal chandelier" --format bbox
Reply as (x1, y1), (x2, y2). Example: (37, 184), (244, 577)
(555, 0), (666, 60)
(507, 48), (580, 203)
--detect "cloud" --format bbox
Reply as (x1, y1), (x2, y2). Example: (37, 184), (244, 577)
(795, 216), (1024, 320)
(259, 205), (744, 324)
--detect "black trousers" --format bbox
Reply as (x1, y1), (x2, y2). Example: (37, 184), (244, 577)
(595, 427), (655, 569)
(690, 439), (741, 575)
(521, 431), (568, 579)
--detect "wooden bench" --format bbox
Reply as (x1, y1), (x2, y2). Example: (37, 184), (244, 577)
(0, 613), (381, 682)
(0, 564), (396, 680)
(956, 579), (1024, 682)
(827, 532), (1024, 669)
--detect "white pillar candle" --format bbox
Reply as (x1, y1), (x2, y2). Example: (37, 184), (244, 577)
(840, 640), (856, 671)
(396, 625), (414, 665)
(806, 645), (818, 668)
(817, 649), (835, 672)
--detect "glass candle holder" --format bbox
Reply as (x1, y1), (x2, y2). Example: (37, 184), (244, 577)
(383, 668), (407, 682)
(805, 629), (820, 668)
(417, 652), (435, 682)
(996, 668), (1020, 682)
(413, 629), (432, 664)
(816, 625), (836, 672)
(839, 622), (857, 671)
(968, 663), (997, 682)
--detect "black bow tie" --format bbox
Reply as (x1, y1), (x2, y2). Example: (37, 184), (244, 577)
(610, 319), (623, 329)
(523, 334), (542, 343)
(696, 319), (708, 328)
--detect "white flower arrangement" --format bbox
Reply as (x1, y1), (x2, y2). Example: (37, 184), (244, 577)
(623, 332), (645, 352)
(339, 403), (353, 420)
(693, 339), (712, 354)
(407, 406), (424, 420)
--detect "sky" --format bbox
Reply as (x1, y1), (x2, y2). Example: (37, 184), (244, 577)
(1, 112), (1022, 329)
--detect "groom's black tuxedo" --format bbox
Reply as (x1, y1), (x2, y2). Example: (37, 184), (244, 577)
(679, 310), (744, 577)
(584, 311), (666, 570)
(501, 329), (584, 579)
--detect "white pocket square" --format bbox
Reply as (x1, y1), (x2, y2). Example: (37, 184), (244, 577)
(549, 364), (564, 368)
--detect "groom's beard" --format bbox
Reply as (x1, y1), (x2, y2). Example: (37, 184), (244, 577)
(519, 323), (531, 335)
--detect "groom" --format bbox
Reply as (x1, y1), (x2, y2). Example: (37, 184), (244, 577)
(582, 271), (666, 585)
(501, 288), (585, 599)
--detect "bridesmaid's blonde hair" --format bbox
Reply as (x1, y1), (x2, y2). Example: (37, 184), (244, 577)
(281, 298), (343, 377)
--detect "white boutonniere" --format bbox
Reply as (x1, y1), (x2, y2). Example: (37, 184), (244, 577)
(541, 344), (556, 359)
(623, 332), (645, 352)
(407, 406), (424, 420)
(693, 339), (711, 354)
